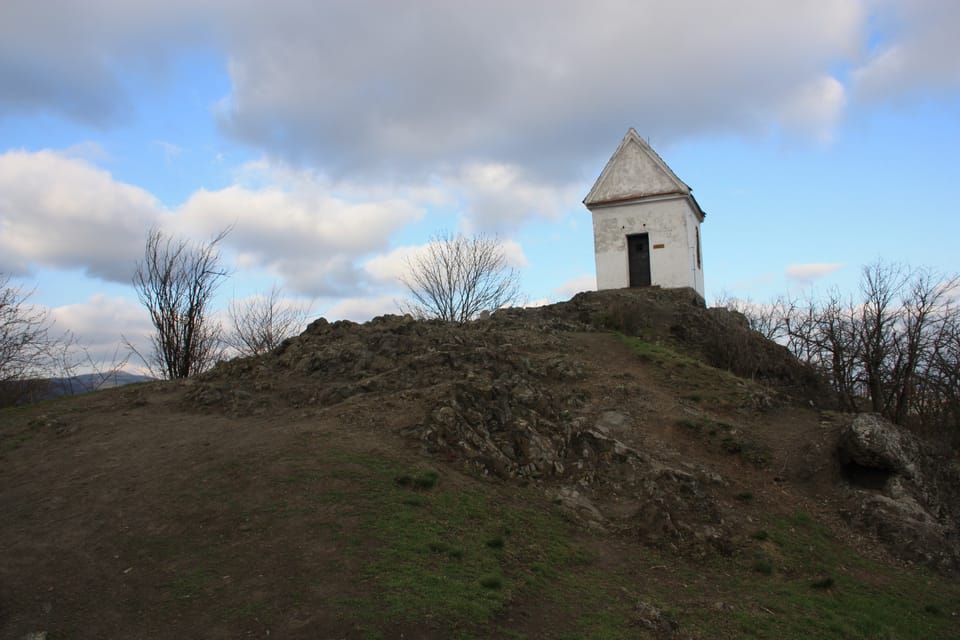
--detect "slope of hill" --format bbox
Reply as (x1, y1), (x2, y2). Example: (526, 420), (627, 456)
(1, 288), (958, 639)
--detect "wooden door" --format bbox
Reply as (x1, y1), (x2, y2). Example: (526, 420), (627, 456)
(627, 233), (651, 287)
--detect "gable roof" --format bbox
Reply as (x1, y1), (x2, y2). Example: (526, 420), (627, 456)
(583, 128), (704, 219)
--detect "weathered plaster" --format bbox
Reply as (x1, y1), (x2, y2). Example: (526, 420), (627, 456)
(585, 129), (705, 298)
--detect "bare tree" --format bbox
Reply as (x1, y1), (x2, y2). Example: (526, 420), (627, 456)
(225, 284), (310, 357)
(1, 275), (49, 383)
(858, 261), (908, 414)
(0, 274), (56, 403)
(713, 293), (789, 342)
(400, 231), (521, 323)
(723, 260), (960, 445)
(0, 274), (93, 404)
(131, 227), (230, 379)
(926, 309), (960, 443)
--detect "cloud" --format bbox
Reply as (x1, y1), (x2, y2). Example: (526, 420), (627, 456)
(2, 1), (875, 178)
(325, 295), (402, 322)
(173, 166), (425, 296)
(155, 140), (184, 161)
(0, 150), (430, 297)
(0, 150), (161, 281)
(0, 0), (195, 125)
(363, 237), (528, 286)
(553, 274), (597, 299)
(217, 0), (865, 179)
(448, 163), (580, 232)
(852, 0), (960, 101)
(785, 262), (846, 282)
(49, 294), (154, 372)
(777, 75), (847, 143)
(12, 0), (958, 196)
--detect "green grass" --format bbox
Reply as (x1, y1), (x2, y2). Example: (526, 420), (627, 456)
(107, 434), (960, 639)
(678, 511), (960, 639)
(620, 335), (773, 413)
(287, 450), (960, 639)
(167, 568), (211, 600)
(297, 453), (591, 636)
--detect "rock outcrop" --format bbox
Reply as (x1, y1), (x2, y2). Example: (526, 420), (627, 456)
(838, 413), (960, 572)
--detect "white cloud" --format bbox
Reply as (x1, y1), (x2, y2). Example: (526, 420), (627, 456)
(853, 0), (960, 101)
(174, 173), (425, 296)
(449, 162), (580, 232)
(363, 237), (528, 286)
(49, 294), (154, 373)
(155, 140), (183, 161)
(785, 262), (846, 282)
(777, 75), (847, 143)
(0, 150), (161, 281)
(325, 295), (402, 322)
(523, 298), (553, 308)
(553, 274), (597, 298)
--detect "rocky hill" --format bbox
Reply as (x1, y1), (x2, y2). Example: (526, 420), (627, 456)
(2, 288), (958, 639)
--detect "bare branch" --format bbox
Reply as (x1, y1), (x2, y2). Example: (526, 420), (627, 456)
(132, 226), (230, 379)
(225, 284), (311, 357)
(400, 231), (521, 323)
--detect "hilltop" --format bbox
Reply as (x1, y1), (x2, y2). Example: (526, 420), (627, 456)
(2, 288), (958, 639)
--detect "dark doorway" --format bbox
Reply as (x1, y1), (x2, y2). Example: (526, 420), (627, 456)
(627, 233), (651, 287)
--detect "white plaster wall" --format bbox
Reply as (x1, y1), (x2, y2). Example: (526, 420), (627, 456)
(686, 208), (705, 297)
(591, 196), (703, 296)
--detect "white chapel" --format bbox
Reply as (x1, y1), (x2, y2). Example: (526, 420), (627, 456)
(583, 129), (705, 299)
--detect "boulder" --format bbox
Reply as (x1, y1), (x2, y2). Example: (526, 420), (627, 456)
(837, 413), (959, 573)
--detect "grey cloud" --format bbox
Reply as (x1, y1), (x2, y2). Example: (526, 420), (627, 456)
(6, 1), (957, 188)
(0, 0), (221, 125)
(852, 0), (960, 102)
(217, 0), (864, 181)
(50, 294), (154, 370)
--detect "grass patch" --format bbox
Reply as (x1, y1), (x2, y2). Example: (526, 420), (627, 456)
(810, 576), (834, 590)
(620, 335), (773, 411)
(395, 469), (440, 490)
(320, 456), (588, 636)
(679, 511), (960, 639)
(479, 575), (503, 590)
(623, 338), (700, 369)
(752, 556), (774, 575)
(167, 568), (211, 600)
(485, 536), (505, 549)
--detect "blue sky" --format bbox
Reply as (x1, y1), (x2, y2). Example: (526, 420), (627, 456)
(1, 0), (958, 366)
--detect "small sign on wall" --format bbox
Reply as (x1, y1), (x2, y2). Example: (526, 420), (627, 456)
(653, 243), (665, 249)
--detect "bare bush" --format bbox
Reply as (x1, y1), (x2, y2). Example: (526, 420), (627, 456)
(1, 275), (50, 383)
(721, 261), (960, 444)
(0, 274), (99, 404)
(131, 227), (230, 379)
(225, 284), (310, 357)
(400, 231), (521, 323)
(0, 275), (57, 404)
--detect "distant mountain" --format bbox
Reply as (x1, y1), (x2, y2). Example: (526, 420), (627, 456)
(45, 371), (156, 398)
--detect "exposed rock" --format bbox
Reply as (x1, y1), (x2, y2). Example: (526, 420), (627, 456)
(406, 375), (730, 555)
(837, 413), (960, 572)
(184, 290), (831, 558)
(629, 597), (680, 635)
(839, 413), (921, 479)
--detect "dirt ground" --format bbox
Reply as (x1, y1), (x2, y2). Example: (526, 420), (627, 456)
(0, 291), (953, 639)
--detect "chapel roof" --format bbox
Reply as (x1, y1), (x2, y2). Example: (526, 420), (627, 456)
(584, 128), (705, 219)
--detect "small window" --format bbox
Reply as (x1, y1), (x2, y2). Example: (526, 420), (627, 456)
(695, 228), (702, 269)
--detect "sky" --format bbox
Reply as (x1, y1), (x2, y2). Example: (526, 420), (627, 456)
(1, 0), (959, 369)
